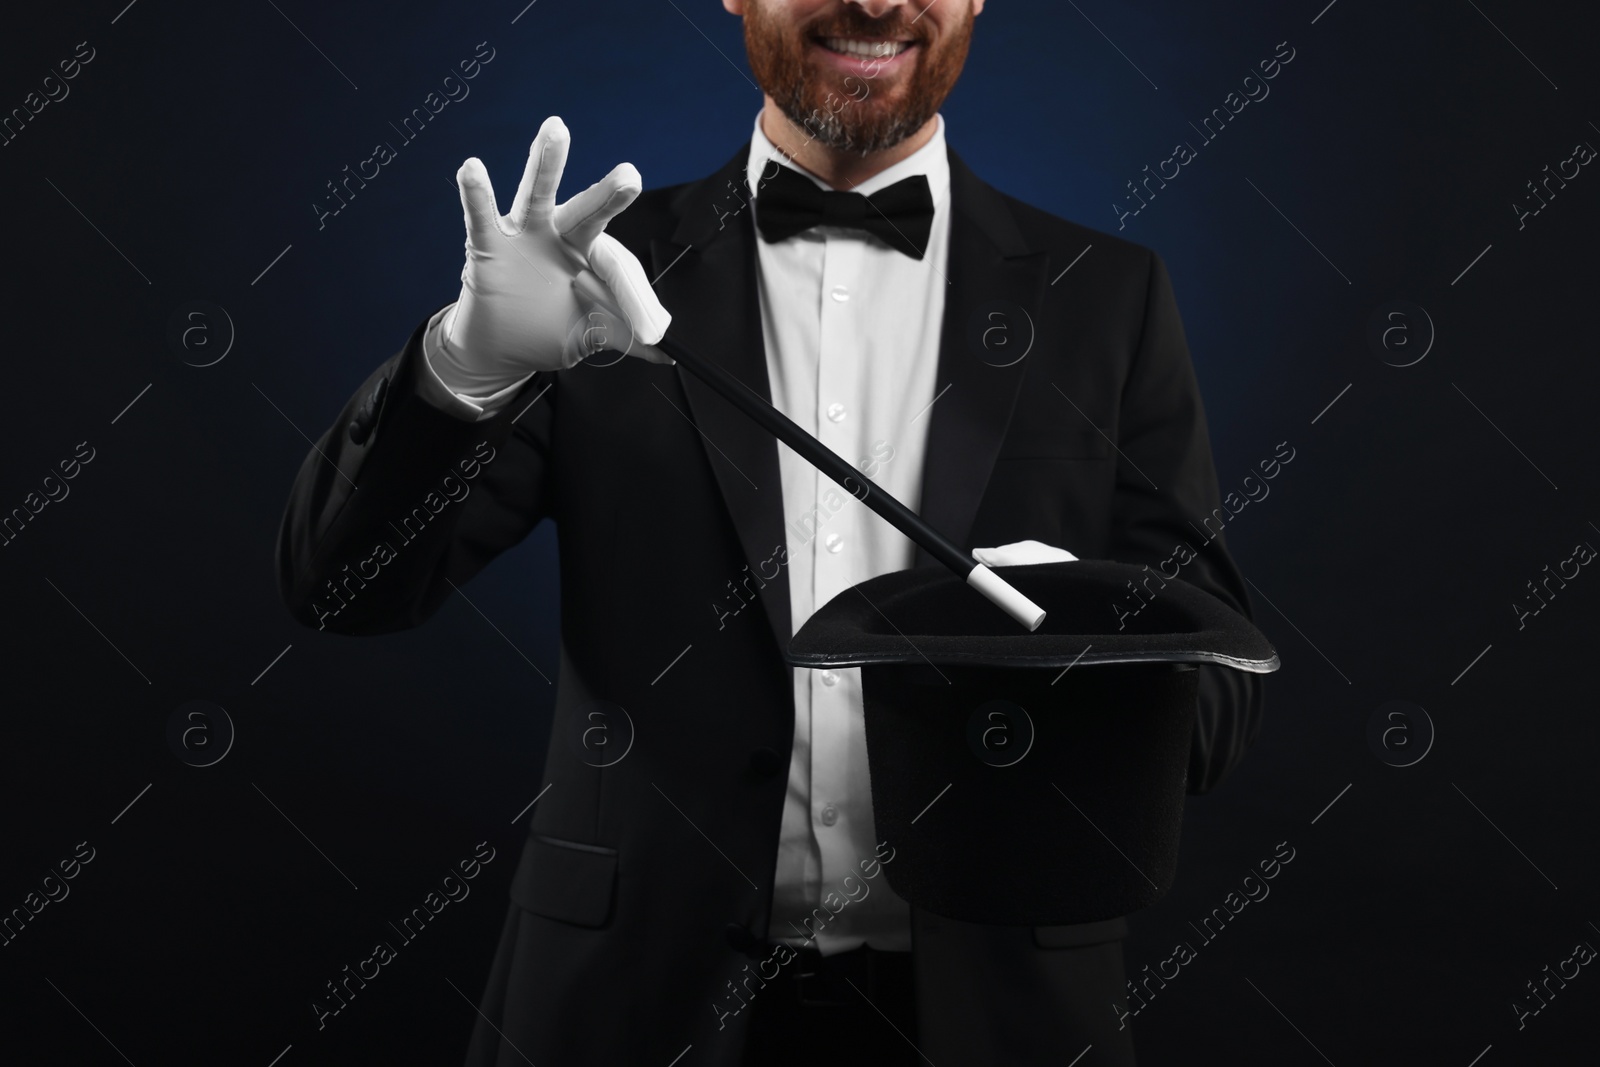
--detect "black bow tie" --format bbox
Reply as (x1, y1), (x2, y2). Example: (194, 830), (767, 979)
(754, 165), (934, 260)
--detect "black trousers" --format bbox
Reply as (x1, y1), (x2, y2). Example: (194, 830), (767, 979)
(738, 944), (920, 1066)
(738, 929), (1137, 1066)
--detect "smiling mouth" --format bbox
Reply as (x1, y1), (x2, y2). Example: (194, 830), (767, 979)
(814, 36), (916, 59)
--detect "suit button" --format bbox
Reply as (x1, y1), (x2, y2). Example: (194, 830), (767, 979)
(748, 746), (785, 779)
(725, 922), (763, 957)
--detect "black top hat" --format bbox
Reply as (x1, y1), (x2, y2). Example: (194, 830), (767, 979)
(785, 560), (1279, 926)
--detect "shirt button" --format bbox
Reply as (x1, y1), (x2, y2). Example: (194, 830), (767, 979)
(824, 533), (844, 553)
(830, 284), (850, 302)
(819, 805), (838, 826)
(820, 670), (839, 687)
(826, 402), (846, 423)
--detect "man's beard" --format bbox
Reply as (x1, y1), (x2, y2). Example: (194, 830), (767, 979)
(743, 1), (973, 155)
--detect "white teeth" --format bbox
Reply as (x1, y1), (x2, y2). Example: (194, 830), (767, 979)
(820, 37), (909, 58)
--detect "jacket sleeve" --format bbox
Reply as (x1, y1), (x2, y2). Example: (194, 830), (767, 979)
(274, 310), (558, 636)
(1104, 251), (1266, 795)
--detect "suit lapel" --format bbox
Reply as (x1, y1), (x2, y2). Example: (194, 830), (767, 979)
(651, 146), (794, 652)
(912, 148), (1052, 569)
(649, 144), (1051, 649)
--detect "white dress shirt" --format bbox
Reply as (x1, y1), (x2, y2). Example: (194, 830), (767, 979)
(749, 114), (949, 954)
(420, 114), (953, 954)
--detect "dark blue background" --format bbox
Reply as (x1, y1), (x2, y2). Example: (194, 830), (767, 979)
(2, 0), (1596, 1063)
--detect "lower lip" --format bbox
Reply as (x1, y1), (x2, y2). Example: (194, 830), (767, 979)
(809, 40), (918, 77)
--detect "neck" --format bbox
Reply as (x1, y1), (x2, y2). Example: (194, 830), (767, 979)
(758, 98), (937, 190)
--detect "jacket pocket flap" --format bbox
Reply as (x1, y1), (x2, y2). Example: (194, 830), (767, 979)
(509, 835), (618, 929)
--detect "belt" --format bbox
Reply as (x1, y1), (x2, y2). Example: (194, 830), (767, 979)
(781, 943), (912, 1009)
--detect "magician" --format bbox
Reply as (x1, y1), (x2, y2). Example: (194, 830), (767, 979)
(275, 0), (1266, 1063)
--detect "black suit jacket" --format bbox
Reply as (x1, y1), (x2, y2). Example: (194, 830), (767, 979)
(276, 143), (1263, 1065)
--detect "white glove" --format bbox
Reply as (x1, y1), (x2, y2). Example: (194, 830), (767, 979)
(431, 115), (672, 395)
(971, 540), (1079, 566)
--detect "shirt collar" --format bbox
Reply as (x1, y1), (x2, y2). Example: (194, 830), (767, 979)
(745, 110), (951, 208)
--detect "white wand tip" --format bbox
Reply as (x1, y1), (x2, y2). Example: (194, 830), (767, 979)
(966, 563), (1046, 632)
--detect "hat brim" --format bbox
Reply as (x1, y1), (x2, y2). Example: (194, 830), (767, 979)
(786, 560), (1279, 673)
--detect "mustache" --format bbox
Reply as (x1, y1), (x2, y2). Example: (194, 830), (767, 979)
(801, 10), (932, 45)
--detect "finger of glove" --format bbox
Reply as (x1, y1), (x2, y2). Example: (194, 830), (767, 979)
(553, 162), (642, 254)
(456, 157), (506, 246)
(971, 540), (1079, 567)
(507, 116), (570, 231)
(588, 233), (672, 351)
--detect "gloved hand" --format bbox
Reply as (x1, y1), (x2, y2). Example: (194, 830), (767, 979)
(431, 115), (672, 396)
(971, 540), (1079, 566)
